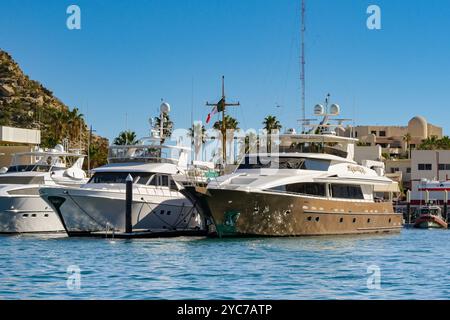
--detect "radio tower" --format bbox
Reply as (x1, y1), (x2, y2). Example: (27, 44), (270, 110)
(300, 0), (306, 133)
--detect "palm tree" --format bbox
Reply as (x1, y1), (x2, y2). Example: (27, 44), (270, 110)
(188, 123), (207, 161)
(50, 109), (68, 144)
(437, 136), (450, 150)
(419, 135), (439, 150)
(213, 115), (239, 131)
(402, 133), (412, 158)
(213, 115), (239, 162)
(154, 113), (174, 144)
(113, 130), (138, 145)
(262, 115), (282, 151)
(67, 107), (85, 148)
(262, 115), (282, 133)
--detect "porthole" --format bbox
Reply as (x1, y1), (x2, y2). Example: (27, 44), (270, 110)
(31, 214), (37, 217)
(167, 211), (171, 215)
(307, 216), (312, 221)
(339, 217), (344, 223)
(367, 218), (371, 223)
(315, 217), (320, 222)
(160, 210), (165, 215)
(352, 218), (356, 223)
(22, 214), (29, 217)
(44, 214), (49, 217)
(389, 218), (392, 223)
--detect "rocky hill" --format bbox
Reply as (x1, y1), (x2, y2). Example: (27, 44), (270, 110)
(0, 49), (108, 168)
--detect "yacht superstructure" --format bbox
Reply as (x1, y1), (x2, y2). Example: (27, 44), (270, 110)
(0, 145), (87, 233)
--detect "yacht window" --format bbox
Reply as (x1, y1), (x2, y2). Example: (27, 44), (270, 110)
(267, 183), (326, 197)
(88, 172), (152, 185)
(135, 174), (152, 185)
(7, 165), (51, 173)
(148, 174), (170, 187)
(0, 176), (45, 184)
(170, 179), (178, 190)
(161, 175), (169, 187)
(238, 156), (330, 171)
(331, 184), (364, 199)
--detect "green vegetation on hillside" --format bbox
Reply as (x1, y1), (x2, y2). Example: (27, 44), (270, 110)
(0, 50), (109, 168)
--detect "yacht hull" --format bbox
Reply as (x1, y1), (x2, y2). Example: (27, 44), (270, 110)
(40, 186), (205, 236)
(183, 187), (403, 237)
(0, 195), (65, 233)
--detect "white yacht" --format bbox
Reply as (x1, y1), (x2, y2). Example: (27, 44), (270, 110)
(0, 145), (87, 233)
(39, 138), (207, 236)
(183, 104), (403, 237)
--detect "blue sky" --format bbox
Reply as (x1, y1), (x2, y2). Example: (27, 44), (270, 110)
(1, 0), (449, 141)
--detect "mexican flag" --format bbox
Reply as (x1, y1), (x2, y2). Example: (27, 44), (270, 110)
(206, 98), (225, 124)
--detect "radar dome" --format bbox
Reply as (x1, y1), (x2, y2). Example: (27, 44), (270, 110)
(329, 104), (340, 115)
(314, 104), (324, 116)
(160, 102), (171, 114)
(54, 144), (65, 152)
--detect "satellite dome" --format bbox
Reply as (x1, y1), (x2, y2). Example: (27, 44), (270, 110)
(54, 144), (65, 152)
(329, 104), (340, 115)
(160, 102), (171, 114)
(314, 104), (324, 116)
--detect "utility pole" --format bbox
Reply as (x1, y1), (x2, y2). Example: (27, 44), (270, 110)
(300, 0), (306, 133)
(206, 76), (240, 165)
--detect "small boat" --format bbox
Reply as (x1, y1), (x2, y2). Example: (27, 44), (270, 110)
(413, 204), (448, 229)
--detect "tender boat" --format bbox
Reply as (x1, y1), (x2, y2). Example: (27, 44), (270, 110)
(39, 137), (208, 236)
(0, 145), (87, 233)
(413, 204), (448, 229)
(183, 105), (403, 237)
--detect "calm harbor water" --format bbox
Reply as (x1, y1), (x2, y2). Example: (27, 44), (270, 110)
(1, 228), (450, 299)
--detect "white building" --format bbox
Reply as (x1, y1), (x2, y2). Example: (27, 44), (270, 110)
(410, 149), (450, 204)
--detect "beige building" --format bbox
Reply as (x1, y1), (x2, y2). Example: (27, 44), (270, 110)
(339, 116), (443, 158)
(385, 158), (411, 189)
(0, 126), (41, 168)
(410, 150), (450, 190)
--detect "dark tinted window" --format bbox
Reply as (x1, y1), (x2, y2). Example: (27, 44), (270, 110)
(89, 172), (152, 185)
(418, 163), (432, 171)
(331, 184), (364, 199)
(268, 183), (326, 197)
(238, 156), (330, 171)
(0, 176), (45, 184)
(161, 175), (169, 186)
(7, 165), (51, 173)
(148, 174), (170, 187)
